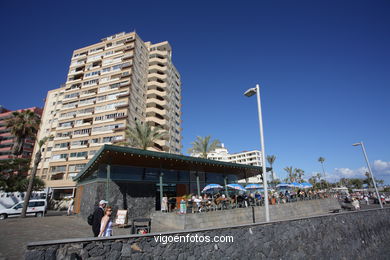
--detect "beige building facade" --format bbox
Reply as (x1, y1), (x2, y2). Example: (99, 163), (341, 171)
(31, 32), (182, 198)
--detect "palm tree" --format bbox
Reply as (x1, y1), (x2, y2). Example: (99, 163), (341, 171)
(187, 136), (221, 158)
(316, 172), (323, 189)
(318, 157), (326, 181)
(6, 110), (40, 156)
(266, 155), (276, 183)
(21, 137), (49, 218)
(294, 168), (304, 183)
(284, 166), (294, 182)
(118, 121), (167, 150)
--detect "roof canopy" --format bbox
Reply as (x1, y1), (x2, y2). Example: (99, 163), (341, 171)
(74, 145), (269, 181)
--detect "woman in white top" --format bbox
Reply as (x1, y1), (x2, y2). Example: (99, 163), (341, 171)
(161, 196), (168, 212)
(98, 207), (113, 237)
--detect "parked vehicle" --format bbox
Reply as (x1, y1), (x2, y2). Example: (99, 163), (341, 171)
(0, 199), (47, 220)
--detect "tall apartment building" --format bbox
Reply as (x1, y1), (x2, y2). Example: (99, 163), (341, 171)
(31, 32), (182, 198)
(0, 106), (42, 163)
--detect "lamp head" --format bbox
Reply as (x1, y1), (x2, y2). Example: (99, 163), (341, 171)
(244, 87), (257, 97)
(352, 143), (361, 146)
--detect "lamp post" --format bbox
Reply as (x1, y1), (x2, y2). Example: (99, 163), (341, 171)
(352, 141), (383, 209)
(244, 84), (270, 222)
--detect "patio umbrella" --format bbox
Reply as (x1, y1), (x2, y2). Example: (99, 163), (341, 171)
(300, 182), (313, 189)
(245, 184), (263, 190)
(202, 184), (223, 193)
(226, 184), (247, 192)
(276, 183), (292, 188)
(290, 182), (301, 188)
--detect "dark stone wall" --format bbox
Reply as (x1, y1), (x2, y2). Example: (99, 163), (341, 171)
(79, 181), (156, 221)
(26, 208), (390, 259)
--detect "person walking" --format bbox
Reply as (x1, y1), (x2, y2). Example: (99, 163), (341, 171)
(364, 195), (369, 205)
(92, 200), (107, 237)
(98, 207), (113, 237)
(67, 198), (74, 216)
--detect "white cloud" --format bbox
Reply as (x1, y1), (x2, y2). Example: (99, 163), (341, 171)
(326, 160), (390, 181)
(372, 160), (390, 176)
(333, 167), (367, 179)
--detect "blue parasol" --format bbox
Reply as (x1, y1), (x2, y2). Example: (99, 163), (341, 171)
(276, 183), (292, 188)
(226, 184), (247, 192)
(202, 184), (223, 193)
(245, 184), (263, 189)
(300, 182), (313, 188)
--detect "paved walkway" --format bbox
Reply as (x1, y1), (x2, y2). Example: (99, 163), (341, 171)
(0, 212), (138, 260)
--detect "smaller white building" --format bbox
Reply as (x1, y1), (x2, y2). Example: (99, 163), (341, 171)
(192, 144), (267, 184)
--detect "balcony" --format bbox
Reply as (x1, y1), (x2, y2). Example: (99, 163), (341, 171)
(125, 38), (135, 44)
(51, 157), (68, 162)
(52, 147), (69, 152)
(116, 92), (130, 99)
(53, 136), (70, 141)
(115, 115), (128, 121)
(146, 107), (167, 116)
(112, 139), (125, 145)
(69, 144), (88, 149)
(147, 81), (167, 88)
(56, 125), (73, 130)
(120, 72), (132, 79)
(0, 147), (11, 152)
(123, 46), (135, 52)
(113, 127), (126, 132)
(79, 91), (97, 98)
(147, 98), (167, 107)
(63, 95), (80, 102)
(122, 54), (133, 61)
(119, 82), (131, 89)
(115, 103), (129, 109)
(122, 63), (132, 70)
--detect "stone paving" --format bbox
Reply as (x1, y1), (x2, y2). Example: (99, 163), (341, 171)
(0, 211), (167, 260)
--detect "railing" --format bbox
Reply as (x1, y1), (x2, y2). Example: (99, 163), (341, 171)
(165, 193), (334, 214)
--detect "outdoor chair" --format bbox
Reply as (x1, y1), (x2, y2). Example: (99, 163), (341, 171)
(131, 218), (151, 234)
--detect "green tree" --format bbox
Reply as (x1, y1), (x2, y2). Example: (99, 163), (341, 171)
(363, 172), (372, 188)
(348, 178), (364, 189)
(5, 110), (40, 156)
(376, 179), (384, 186)
(294, 168), (305, 183)
(266, 155), (276, 183)
(188, 136), (221, 158)
(0, 158), (31, 192)
(318, 157), (326, 181)
(118, 121), (167, 150)
(270, 178), (281, 186)
(284, 166), (295, 182)
(21, 137), (48, 218)
(308, 176), (317, 186)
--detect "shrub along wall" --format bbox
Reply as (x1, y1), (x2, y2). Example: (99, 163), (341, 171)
(26, 208), (390, 259)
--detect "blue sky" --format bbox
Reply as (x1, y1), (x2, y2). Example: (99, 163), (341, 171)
(1, 0), (389, 183)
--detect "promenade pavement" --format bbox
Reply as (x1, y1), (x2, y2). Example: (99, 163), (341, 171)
(0, 211), (168, 260)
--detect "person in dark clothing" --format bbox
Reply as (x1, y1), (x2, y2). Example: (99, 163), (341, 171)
(92, 200), (107, 237)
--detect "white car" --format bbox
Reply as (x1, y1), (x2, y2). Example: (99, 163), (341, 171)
(0, 199), (47, 220)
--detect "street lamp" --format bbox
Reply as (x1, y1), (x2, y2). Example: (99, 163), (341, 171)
(244, 84), (270, 222)
(352, 141), (383, 209)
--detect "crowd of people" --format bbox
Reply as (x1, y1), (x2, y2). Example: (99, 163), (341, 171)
(161, 189), (330, 214)
(339, 191), (389, 210)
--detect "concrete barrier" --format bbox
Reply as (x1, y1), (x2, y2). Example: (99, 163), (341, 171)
(152, 198), (341, 230)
